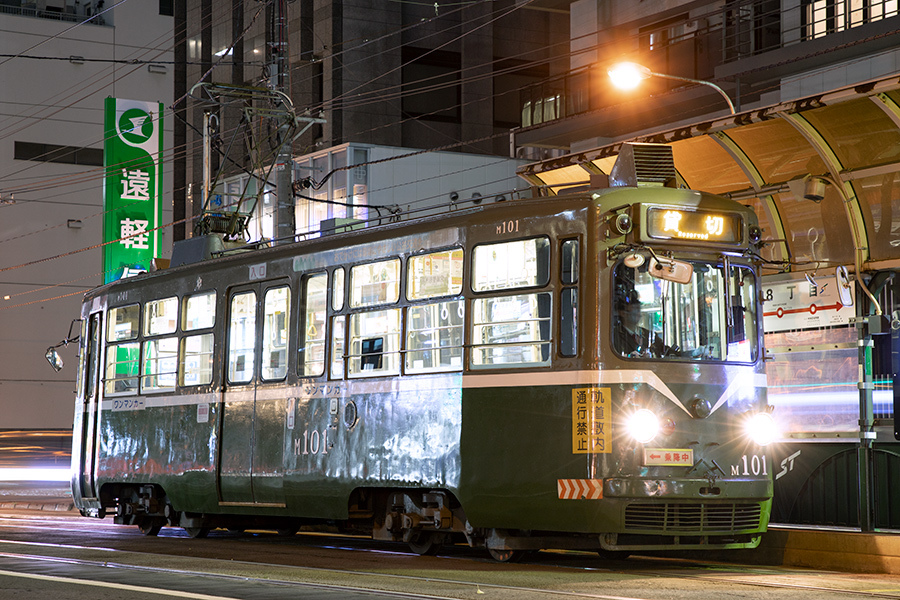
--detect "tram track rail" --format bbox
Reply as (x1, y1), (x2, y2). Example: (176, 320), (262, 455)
(1, 513), (899, 600)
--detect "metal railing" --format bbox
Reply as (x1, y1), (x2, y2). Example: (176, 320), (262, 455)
(0, 3), (108, 26)
(517, 0), (900, 129)
(722, 0), (900, 60)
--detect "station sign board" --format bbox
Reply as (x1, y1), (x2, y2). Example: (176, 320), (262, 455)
(762, 275), (855, 333)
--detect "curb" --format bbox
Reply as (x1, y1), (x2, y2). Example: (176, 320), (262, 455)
(760, 529), (900, 574)
(0, 501), (75, 512)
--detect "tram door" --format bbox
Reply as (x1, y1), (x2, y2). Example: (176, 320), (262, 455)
(77, 312), (103, 500)
(218, 280), (291, 507)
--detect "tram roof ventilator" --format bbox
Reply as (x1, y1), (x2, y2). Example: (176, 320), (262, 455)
(598, 143), (685, 189)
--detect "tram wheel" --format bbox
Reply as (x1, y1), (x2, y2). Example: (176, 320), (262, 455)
(138, 521), (162, 536)
(184, 527), (209, 539)
(408, 532), (442, 556)
(276, 526), (299, 537)
(487, 547), (526, 563)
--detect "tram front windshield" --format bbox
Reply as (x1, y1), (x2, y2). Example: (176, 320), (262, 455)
(612, 260), (758, 362)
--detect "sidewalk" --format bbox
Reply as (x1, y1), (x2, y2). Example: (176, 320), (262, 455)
(0, 481), (74, 512)
(747, 526), (900, 574)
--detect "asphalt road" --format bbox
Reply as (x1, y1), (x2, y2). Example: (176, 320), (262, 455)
(2, 502), (900, 600)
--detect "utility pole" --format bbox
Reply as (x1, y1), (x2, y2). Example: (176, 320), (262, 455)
(271, 0), (294, 244)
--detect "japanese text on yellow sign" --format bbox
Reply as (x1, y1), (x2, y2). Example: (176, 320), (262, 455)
(572, 387), (611, 454)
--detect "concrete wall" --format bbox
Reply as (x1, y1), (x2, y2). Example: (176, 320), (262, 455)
(366, 146), (529, 216)
(0, 5), (173, 428)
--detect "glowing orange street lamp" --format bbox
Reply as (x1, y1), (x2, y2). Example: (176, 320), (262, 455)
(607, 61), (736, 115)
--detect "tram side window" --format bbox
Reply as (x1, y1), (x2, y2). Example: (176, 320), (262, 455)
(262, 286), (291, 381)
(407, 249), (463, 300)
(180, 291), (216, 387)
(144, 297), (177, 336)
(405, 248), (464, 374)
(330, 315), (346, 379)
(183, 291), (216, 330)
(332, 267), (345, 311)
(228, 291), (257, 383)
(105, 304), (141, 395)
(472, 237), (550, 291)
(142, 337), (178, 392)
(560, 239), (579, 357)
(348, 309), (401, 377)
(300, 274), (327, 377)
(471, 293), (552, 368)
(181, 334), (213, 386)
(139, 296), (179, 393)
(107, 304), (139, 342)
(561, 239), (578, 285)
(350, 258), (400, 307)
(407, 300), (464, 373)
(85, 313), (102, 399)
(105, 342), (140, 395)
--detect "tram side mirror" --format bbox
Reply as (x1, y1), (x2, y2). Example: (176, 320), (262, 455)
(648, 256), (693, 285)
(45, 347), (64, 372)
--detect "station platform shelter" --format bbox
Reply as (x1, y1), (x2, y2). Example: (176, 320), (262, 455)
(517, 72), (900, 539)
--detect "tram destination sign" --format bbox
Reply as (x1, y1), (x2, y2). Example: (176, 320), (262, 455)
(646, 208), (742, 243)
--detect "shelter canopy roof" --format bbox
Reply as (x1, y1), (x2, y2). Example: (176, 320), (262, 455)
(517, 77), (900, 272)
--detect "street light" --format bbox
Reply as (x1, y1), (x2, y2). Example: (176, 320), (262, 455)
(607, 61), (736, 115)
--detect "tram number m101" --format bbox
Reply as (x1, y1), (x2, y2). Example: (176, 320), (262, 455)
(294, 428), (330, 456)
(732, 454), (767, 476)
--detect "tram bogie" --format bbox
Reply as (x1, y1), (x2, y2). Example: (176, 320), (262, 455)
(68, 145), (774, 558)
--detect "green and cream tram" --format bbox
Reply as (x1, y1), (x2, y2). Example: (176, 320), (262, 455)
(69, 145), (774, 560)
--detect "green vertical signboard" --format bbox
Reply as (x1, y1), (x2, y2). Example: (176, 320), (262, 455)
(103, 97), (163, 283)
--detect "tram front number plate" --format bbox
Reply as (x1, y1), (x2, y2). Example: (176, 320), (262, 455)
(643, 448), (693, 466)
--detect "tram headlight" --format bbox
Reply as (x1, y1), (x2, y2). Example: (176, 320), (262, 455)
(745, 412), (779, 446)
(626, 409), (660, 444)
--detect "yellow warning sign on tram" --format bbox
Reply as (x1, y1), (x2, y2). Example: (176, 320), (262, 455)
(572, 387), (611, 454)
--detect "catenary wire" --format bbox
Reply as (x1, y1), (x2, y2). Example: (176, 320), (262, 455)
(3, 5), (896, 310)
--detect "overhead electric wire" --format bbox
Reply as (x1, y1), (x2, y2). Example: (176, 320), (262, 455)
(0, 28), (182, 163)
(0, 6), (175, 140)
(0, 0), (572, 313)
(1, 0), (537, 196)
(5, 0), (880, 309)
(0, 0), (129, 69)
(305, 0), (537, 114)
(0, 1), (594, 271)
(0, 3), (210, 142)
(0, 53), (266, 67)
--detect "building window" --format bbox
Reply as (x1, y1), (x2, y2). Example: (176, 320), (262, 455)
(803, 0), (898, 40)
(15, 141), (103, 166)
(401, 47), (461, 123)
